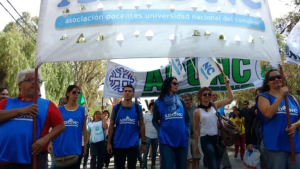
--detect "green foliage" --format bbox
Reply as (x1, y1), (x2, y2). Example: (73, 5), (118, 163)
(0, 12), (74, 103)
(73, 61), (107, 109)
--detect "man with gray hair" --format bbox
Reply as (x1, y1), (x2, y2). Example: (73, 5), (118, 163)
(181, 93), (202, 169)
(0, 69), (65, 169)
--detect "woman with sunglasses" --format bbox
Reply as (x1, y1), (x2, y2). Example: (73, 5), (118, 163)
(193, 76), (233, 169)
(52, 85), (88, 169)
(152, 77), (190, 169)
(257, 69), (300, 168)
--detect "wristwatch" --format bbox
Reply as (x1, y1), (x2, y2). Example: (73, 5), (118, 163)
(142, 142), (146, 145)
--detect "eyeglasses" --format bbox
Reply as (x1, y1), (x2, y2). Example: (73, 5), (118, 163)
(268, 75), (281, 81)
(23, 78), (43, 84)
(172, 82), (179, 86)
(72, 91), (81, 95)
(202, 93), (212, 97)
(0, 93), (8, 96)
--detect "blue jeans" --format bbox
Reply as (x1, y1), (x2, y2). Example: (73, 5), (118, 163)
(261, 140), (300, 169)
(200, 136), (224, 169)
(83, 143), (90, 166)
(143, 137), (158, 168)
(159, 143), (188, 169)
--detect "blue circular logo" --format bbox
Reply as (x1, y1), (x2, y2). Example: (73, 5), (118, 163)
(108, 67), (135, 93)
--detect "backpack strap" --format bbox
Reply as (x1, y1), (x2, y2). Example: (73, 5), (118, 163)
(113, 102), (122, 125)
(135, 102), (140, 126)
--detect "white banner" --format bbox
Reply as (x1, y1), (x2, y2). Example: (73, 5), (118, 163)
(36, 0), (280, 67)
(103, 58), (277, 98)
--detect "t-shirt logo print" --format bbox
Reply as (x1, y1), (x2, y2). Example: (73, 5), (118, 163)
(108, 67), (135, 93)
(165, 112), (183, 120)
(13, 114), (33, 121)
(119, 116), (135, 124)
(64, 118), (80, 127)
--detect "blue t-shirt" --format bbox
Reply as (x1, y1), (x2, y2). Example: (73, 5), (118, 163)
(257, 92), (300, 153)
(53, 106), (85, 157)
(155, 100), (188, 147)
(113, 104), (141, 148)
(0, 98), (49, 164)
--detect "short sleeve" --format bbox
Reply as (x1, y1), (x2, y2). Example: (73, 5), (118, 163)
(0, 99), (7, 110)
(84, 107), (88, 116)
(47, 101), (64, 127)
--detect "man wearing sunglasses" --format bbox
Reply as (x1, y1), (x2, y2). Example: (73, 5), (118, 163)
(0, 69), (65, 169)
(240, 101), (250, 120)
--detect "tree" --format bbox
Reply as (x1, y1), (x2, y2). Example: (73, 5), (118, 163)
(0, 12), (73, 102)
(73, 61), (107, 109)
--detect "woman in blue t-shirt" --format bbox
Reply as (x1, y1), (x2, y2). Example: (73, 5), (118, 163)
(152, 77), (190, 169)
(53, 85), (88, 169)
(257, 69), (300, 169)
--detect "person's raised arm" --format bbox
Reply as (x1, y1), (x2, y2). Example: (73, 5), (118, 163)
(214, 76), (233, 109)
(193, 109), (201, 155)
(257, 87), (288, 119)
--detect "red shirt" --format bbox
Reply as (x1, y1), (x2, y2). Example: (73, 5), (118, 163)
(0, 95), (64, 152)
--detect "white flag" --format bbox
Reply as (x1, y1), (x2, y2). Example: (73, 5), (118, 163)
(286, 45), (300, 66)
(169, 58), (186, 81)
(198, 57), (223, 88)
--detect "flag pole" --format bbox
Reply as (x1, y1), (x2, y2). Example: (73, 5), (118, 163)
(279, 64), (296, 163)
(101, 97), (104, 112)
(32, 68), (38, 169)
(189, 57), (199, 79)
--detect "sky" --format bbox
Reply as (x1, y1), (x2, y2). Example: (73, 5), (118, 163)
(0, 0), (295, 71)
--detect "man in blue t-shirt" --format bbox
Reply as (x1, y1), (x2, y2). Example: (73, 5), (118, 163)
(107, 85), (146, 169)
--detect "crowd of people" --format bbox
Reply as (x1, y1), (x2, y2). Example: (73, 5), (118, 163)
(0, 68), (300, 169)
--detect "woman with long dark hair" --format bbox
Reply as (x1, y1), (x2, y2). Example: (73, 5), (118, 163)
(193, 76), (233, 169)
(52, 85), (88, 169)
(257, 69), (300, 168)
(152, 77), (190, 168)
(0, 87), (9, 101)
(230, 109), (245, 160)
(87, 110), (108, 169)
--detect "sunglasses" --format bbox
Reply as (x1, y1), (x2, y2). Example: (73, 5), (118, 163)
(172, 82), (179, 86)
(72, 91), (81, 95)
(23, 78), (43, 84)
(0, 93), (8, 96)
(202, 93), (212, 97)
(268, 75), (281, 81)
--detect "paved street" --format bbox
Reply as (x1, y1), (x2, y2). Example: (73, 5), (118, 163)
(48, 147), (246, 169)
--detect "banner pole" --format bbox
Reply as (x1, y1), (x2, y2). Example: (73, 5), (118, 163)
(32, 68), (38, 169)
(101, 97), (104, 112)
(279, 64), (296, 163)
(190, 58), (199, 79)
